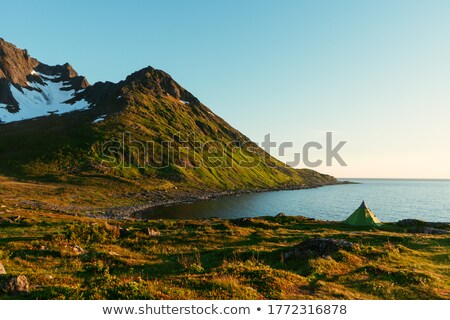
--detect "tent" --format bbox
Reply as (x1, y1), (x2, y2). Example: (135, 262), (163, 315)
(344, 201), (382, 227)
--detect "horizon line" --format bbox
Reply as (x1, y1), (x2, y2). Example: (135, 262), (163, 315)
(337, 177), (450, 180)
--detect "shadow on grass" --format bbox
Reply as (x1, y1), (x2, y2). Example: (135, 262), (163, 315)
(11, 249), (62, 259)
(0, 236), (44, 243)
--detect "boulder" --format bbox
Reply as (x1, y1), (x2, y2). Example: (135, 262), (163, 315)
(231, 218), (253, 227)
(0, 275), (29, 294)
(275, 212), (287, 218)
(284, 238), (357, 259)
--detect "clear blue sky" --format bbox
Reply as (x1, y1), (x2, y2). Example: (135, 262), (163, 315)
(2, 0), (450, 178)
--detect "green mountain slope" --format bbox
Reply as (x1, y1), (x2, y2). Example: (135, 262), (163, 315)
(0, 39), (336, 196)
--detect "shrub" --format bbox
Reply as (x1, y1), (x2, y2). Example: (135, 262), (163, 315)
(65, 222), (118, 244)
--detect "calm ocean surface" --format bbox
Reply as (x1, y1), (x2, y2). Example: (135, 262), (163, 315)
(143, 179), (450, 222)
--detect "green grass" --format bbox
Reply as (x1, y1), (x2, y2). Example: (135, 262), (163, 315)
(0, 208), (448, 300)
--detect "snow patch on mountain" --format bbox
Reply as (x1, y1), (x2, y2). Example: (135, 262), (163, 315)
(36, 70), (60, 80)
(0, 71), (90, 124)
(92, 115), (107, 123)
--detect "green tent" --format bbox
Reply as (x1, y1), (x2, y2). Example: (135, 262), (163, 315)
(344, 201), (382, 227)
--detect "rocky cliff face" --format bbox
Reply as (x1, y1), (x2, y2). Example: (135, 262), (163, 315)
(0, 38), (39, 86)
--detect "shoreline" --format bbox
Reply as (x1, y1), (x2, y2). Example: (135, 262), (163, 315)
(102, 180), (351, 220)
(15, 180), (354, 221)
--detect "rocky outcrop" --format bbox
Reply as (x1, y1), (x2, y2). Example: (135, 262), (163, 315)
(0, 38), (38, 86)
(397, 219), (449, 228)
(35, 62), (89, 91)
(284, 238), (357, 259)
(409, 226), (450, 235)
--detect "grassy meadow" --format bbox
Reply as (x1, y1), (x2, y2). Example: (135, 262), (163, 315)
(0, 205), (448, 300)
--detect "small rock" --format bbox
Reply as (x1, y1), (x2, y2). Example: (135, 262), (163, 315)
(145, 228), (161, 236)
(0, 262), (6, 275)
(284, 238), (357, 259)
(72, 244), (85, 254)
(275, 212), (287, 218)
(0, 275), (29, 294)
(44, 274), (53, 280)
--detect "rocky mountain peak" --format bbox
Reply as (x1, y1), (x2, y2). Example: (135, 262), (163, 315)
(123, 66), (200, 105)
(0, 39), (205, 124)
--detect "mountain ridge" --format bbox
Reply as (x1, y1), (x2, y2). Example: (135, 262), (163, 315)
(0, 37), (337, 209)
